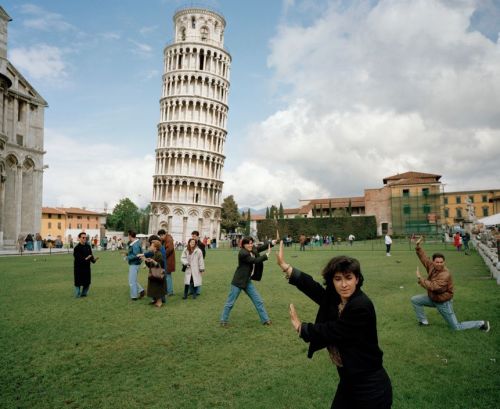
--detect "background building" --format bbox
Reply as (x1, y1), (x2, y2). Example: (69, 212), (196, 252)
(149, 7), (230, 243)
(0, 7), (47, 248)
(443, 189), (500, 226)
(41, 207), (106, 244)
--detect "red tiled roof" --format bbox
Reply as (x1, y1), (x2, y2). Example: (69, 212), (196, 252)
(250, 214), (266, 221)
(63, 207), (104, 216)
(387, 178), (442, 186)
(42, 207), (104, 216)
(383, 171), (441, 185)
(283, 208), (300, 214)
(42, 207), (66, 215)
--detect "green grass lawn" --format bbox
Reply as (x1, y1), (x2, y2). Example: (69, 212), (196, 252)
(0, 243), (498, 409)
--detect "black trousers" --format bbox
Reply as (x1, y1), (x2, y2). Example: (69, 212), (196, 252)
(331, 368), (392, 409)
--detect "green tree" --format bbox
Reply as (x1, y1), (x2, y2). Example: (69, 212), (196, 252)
(329, 200), (333, 218)
(266, 207), (270, 219)
(221, 195), (241, 233)
(319, 203), (324, 218)
(270, 205), (278, 220)
(278, 202), (284, 219)
(138, 204), (151, 234)
(107, 198), (140, 233)
(348, 199), (352, 216)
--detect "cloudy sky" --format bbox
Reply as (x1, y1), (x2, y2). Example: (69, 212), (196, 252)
(4, 0), (500, 212)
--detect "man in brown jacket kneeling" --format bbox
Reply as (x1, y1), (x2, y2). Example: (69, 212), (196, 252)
(410, 236), (490, 331)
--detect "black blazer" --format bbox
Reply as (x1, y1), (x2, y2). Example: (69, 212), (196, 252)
(289, 268), (384, 377)
(231, 241), (272, 289)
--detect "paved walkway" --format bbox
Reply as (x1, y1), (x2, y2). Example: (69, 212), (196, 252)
(0, 248), (72, 257)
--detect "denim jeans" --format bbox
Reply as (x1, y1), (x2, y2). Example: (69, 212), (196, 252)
(411, 294), (484, 330)
(166, 273), (173, 296)
(128, 264), (144, 299)
(220, 282), (270, 324)
(74, 286), (89, 297)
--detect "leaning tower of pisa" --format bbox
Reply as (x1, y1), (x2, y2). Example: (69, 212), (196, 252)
(149, 7), (231, 243)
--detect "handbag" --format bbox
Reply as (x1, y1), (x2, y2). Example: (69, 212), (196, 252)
(149, 266), (165, 280)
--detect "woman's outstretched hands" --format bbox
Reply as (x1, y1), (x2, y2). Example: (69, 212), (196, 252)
(276, 240), (287, 269)
(289, 303), (301, 334)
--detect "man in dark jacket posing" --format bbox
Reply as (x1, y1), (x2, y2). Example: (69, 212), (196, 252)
(220, 237), (275, 327)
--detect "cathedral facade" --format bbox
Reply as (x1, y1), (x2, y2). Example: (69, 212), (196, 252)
(0, 7), (47, 248)
(149, 7), (231, 243)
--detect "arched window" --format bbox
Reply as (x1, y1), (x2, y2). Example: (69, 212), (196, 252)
(201, 26), (209, 40)
(180, 27), (186, 41)
(191, 16), (196, 29)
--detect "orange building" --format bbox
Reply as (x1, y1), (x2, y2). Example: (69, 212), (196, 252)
(40, 207), (67, 240)
(443, 189), (500, 225)
(40, 207), (106, 243)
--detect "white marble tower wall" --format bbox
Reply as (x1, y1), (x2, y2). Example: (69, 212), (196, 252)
(149, 8), (230, 243)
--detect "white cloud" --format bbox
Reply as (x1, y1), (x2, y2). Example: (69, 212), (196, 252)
(101, 32), (121, 41)
(43, 129), (154, 211)
(20, 4), (76, 32)
(129, 39), (153, 56)
(225, 0), (500, 208)
(10, 44), (68, 81)
(139, 26), (158, 36)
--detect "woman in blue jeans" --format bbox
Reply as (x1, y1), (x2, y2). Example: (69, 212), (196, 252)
(220, 237), (275, 327)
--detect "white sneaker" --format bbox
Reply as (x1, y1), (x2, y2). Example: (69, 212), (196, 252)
(480, 321), (490, 332)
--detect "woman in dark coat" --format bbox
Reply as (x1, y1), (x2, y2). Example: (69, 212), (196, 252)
(73, 232), (97, 298)
(277, 241), (392, 409)
(144, 240), (166, 308)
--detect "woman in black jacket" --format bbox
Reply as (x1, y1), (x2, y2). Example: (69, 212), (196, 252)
(277, 242), (392, 409)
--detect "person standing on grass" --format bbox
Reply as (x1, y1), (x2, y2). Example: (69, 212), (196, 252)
(127, 230), (145, 301)
(158, 229), (175, 296)
(220, 237), (275, 327)
(190, 230), (205, 296)
(410, 236), (490, 331)
(299, 234), (306, 251)
(73, 232), (98, 298)
(385, 233), (392, 256)
(276, 241), (392, 409)
(348, 233), (355, 246)
(142, 239), (166, 308)
(181, 238), (205, 299)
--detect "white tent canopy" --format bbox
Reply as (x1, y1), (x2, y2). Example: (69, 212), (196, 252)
(476, 213), (500, 226)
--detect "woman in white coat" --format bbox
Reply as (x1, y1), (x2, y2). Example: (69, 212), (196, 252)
(181, 238), (205, 299)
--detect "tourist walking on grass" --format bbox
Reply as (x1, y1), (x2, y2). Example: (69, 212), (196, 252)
(143, 239), (166, 308)
(276, 241), (392, 408)
(410, 236), (490, 331)
(348, 233), (355, 246)
(385, 233), (392, 256)
(181, 238), (205, 299)
(73, 232), (98, 298)
(220, 237), (275, 327)
(127, 230), (145, 301)
(299, 234), (306, 251)
(453, 232), (462, 251)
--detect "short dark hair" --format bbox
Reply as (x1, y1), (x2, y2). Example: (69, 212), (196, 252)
(321, 255), (364, 291)
(78, 232), (86, 238)
(240, 236), (254, 246)
(148, 234), (161, 244)
(191, 230), (200, 237)
(128, 230), (136, 238)
(432, 253), (445, 261)
(157, 229), (166, 236)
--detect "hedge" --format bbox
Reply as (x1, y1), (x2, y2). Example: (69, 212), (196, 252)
(256, 216), (377, 241)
